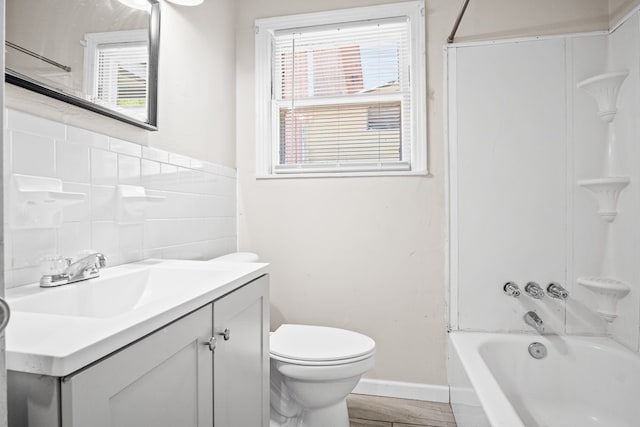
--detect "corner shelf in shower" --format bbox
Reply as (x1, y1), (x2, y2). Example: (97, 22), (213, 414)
(577, 71), (628, 123)
(577, 276), (630, 322)
(578, 177), (630, 222)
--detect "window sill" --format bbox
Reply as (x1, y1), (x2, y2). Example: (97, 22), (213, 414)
(255, 170), (430, 179)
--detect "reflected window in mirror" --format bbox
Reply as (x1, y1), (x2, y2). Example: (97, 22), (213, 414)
(84, 30), (149, 122)
(5, 0), (159, 130)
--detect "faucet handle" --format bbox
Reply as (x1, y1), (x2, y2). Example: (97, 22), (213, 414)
(547, 282), (569, 299)
(95, 253), (107, 268)
(525, 282), (545, 299)
(503, 282), (521, 298)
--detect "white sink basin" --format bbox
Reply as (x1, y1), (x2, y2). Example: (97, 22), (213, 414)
(9, 266), (229, 318)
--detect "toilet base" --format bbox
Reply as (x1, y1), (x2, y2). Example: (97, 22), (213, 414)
(270, 399), (350, 427)
(300, 399), (350, 427)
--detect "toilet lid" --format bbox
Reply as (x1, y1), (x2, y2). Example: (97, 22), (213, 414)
(270, 324), (375, 363)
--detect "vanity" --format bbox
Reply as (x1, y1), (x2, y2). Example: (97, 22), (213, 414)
(5, 259), (270, 427)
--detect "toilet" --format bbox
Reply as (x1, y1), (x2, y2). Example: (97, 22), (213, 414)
(209, 253), (376, 427)
(270, 324), (375, 427)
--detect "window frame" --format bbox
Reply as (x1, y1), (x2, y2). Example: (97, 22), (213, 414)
(255, 1), (427, 178)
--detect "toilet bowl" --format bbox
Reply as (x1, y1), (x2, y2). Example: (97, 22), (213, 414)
(208, 253), (376, 427)
(269, 324), (375, 427)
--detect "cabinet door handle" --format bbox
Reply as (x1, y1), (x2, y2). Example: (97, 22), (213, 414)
(218, 328), (231, 341)
(202, 336), (217, 351)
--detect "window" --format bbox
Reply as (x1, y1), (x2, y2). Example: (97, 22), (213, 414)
(83, 30), (149, 122)
(255, 2), (426, 177)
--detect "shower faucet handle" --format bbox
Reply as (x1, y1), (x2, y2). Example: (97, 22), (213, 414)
(525, 282), (545, 299)
(503, 282), (521, 298)
(547, 282), (569, 299)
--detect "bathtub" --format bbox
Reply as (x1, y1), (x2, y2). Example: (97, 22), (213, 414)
(448, 332), (640, 427)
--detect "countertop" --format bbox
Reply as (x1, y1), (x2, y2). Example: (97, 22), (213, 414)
(5, 259), (269, 377)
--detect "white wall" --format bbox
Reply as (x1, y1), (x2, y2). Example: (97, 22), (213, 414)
(236, 0), (612, 387)
(3, 109), (237, 289)
(450, 11), (640, 349)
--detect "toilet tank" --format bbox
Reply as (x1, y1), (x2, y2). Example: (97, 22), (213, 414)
(209, 252), (260, 262)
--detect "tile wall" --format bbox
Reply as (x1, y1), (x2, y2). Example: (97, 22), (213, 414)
(3, 109), (237, 289)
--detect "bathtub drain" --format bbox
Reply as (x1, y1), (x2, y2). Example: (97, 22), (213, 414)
(528, 342), (547, 359)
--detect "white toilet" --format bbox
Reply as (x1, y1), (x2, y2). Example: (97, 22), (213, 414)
(269, 324), (375, 427)
(208, 253), (376, 427)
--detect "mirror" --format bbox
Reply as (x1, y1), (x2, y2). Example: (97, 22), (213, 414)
(5, 0), (160, 130)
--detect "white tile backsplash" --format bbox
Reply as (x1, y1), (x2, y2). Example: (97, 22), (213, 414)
(110, 137), (142, 157)
(56, 140), (90, 183)
(11, 131), (56, 177)
(90, 185), (117, 221)
(142, 146), (169, 163)
(7, 109), (66, 140)
(4, 109), (238, 289)
(62, 183), (92, 222)
(67, 126), (109, 149)
(58, 222), (92, 257)
(90, 149), (118, 185)
(117, 154), (141, 185)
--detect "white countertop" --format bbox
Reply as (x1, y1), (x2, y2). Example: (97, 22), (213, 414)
(5, 259), (269, 377)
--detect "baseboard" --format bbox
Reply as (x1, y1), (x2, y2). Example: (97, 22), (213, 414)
(352, 378), (450, 403)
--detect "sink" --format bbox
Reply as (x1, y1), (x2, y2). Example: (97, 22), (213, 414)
(5, 259), (268, 377)
(9, 266), (229, 318)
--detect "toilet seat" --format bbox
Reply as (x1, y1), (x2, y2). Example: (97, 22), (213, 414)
(270, 352), (373, 366)
(270, 324), (375, 366)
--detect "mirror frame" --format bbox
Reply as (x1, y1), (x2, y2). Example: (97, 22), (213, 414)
(5, 0), (160, 131)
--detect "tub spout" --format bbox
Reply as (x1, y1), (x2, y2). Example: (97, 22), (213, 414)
(524, 311), (544, 334)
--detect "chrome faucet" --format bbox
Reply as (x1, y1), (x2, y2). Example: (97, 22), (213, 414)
(524, 282), (545, 299)
(524, 311), (544, 334)
(503, 282), (521, 298)
(40, 252), (107, 288)
(547, 282), (569, 299)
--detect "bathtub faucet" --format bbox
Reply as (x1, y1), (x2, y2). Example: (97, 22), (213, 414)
(524, 311), (544, 334)
(525, 282), (545, 299)
(547, 282), (569, 299)
(503, 282), (521, 298)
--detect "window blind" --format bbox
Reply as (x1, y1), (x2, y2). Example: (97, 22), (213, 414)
(272, 19), (412, 173)
(95, 42), (148, 121)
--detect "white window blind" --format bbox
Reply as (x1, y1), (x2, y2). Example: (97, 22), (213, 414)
(95, 42), (148, 122)
(272, 19), (412, 174)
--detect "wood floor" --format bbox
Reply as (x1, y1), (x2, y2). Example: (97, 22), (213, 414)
(347, 394), (457, 427)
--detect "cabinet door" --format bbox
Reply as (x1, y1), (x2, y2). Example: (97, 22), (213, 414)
(214, 275), (269, 427)
(62, 305), (213, 427)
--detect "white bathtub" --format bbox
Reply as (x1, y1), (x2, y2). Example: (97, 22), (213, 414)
(448, 332), (640, 427)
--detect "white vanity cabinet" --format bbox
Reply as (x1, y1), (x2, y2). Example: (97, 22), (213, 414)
(62, 304), (213, 427)
(213, 276), (270, 426)
(8, 275), (269, 427)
